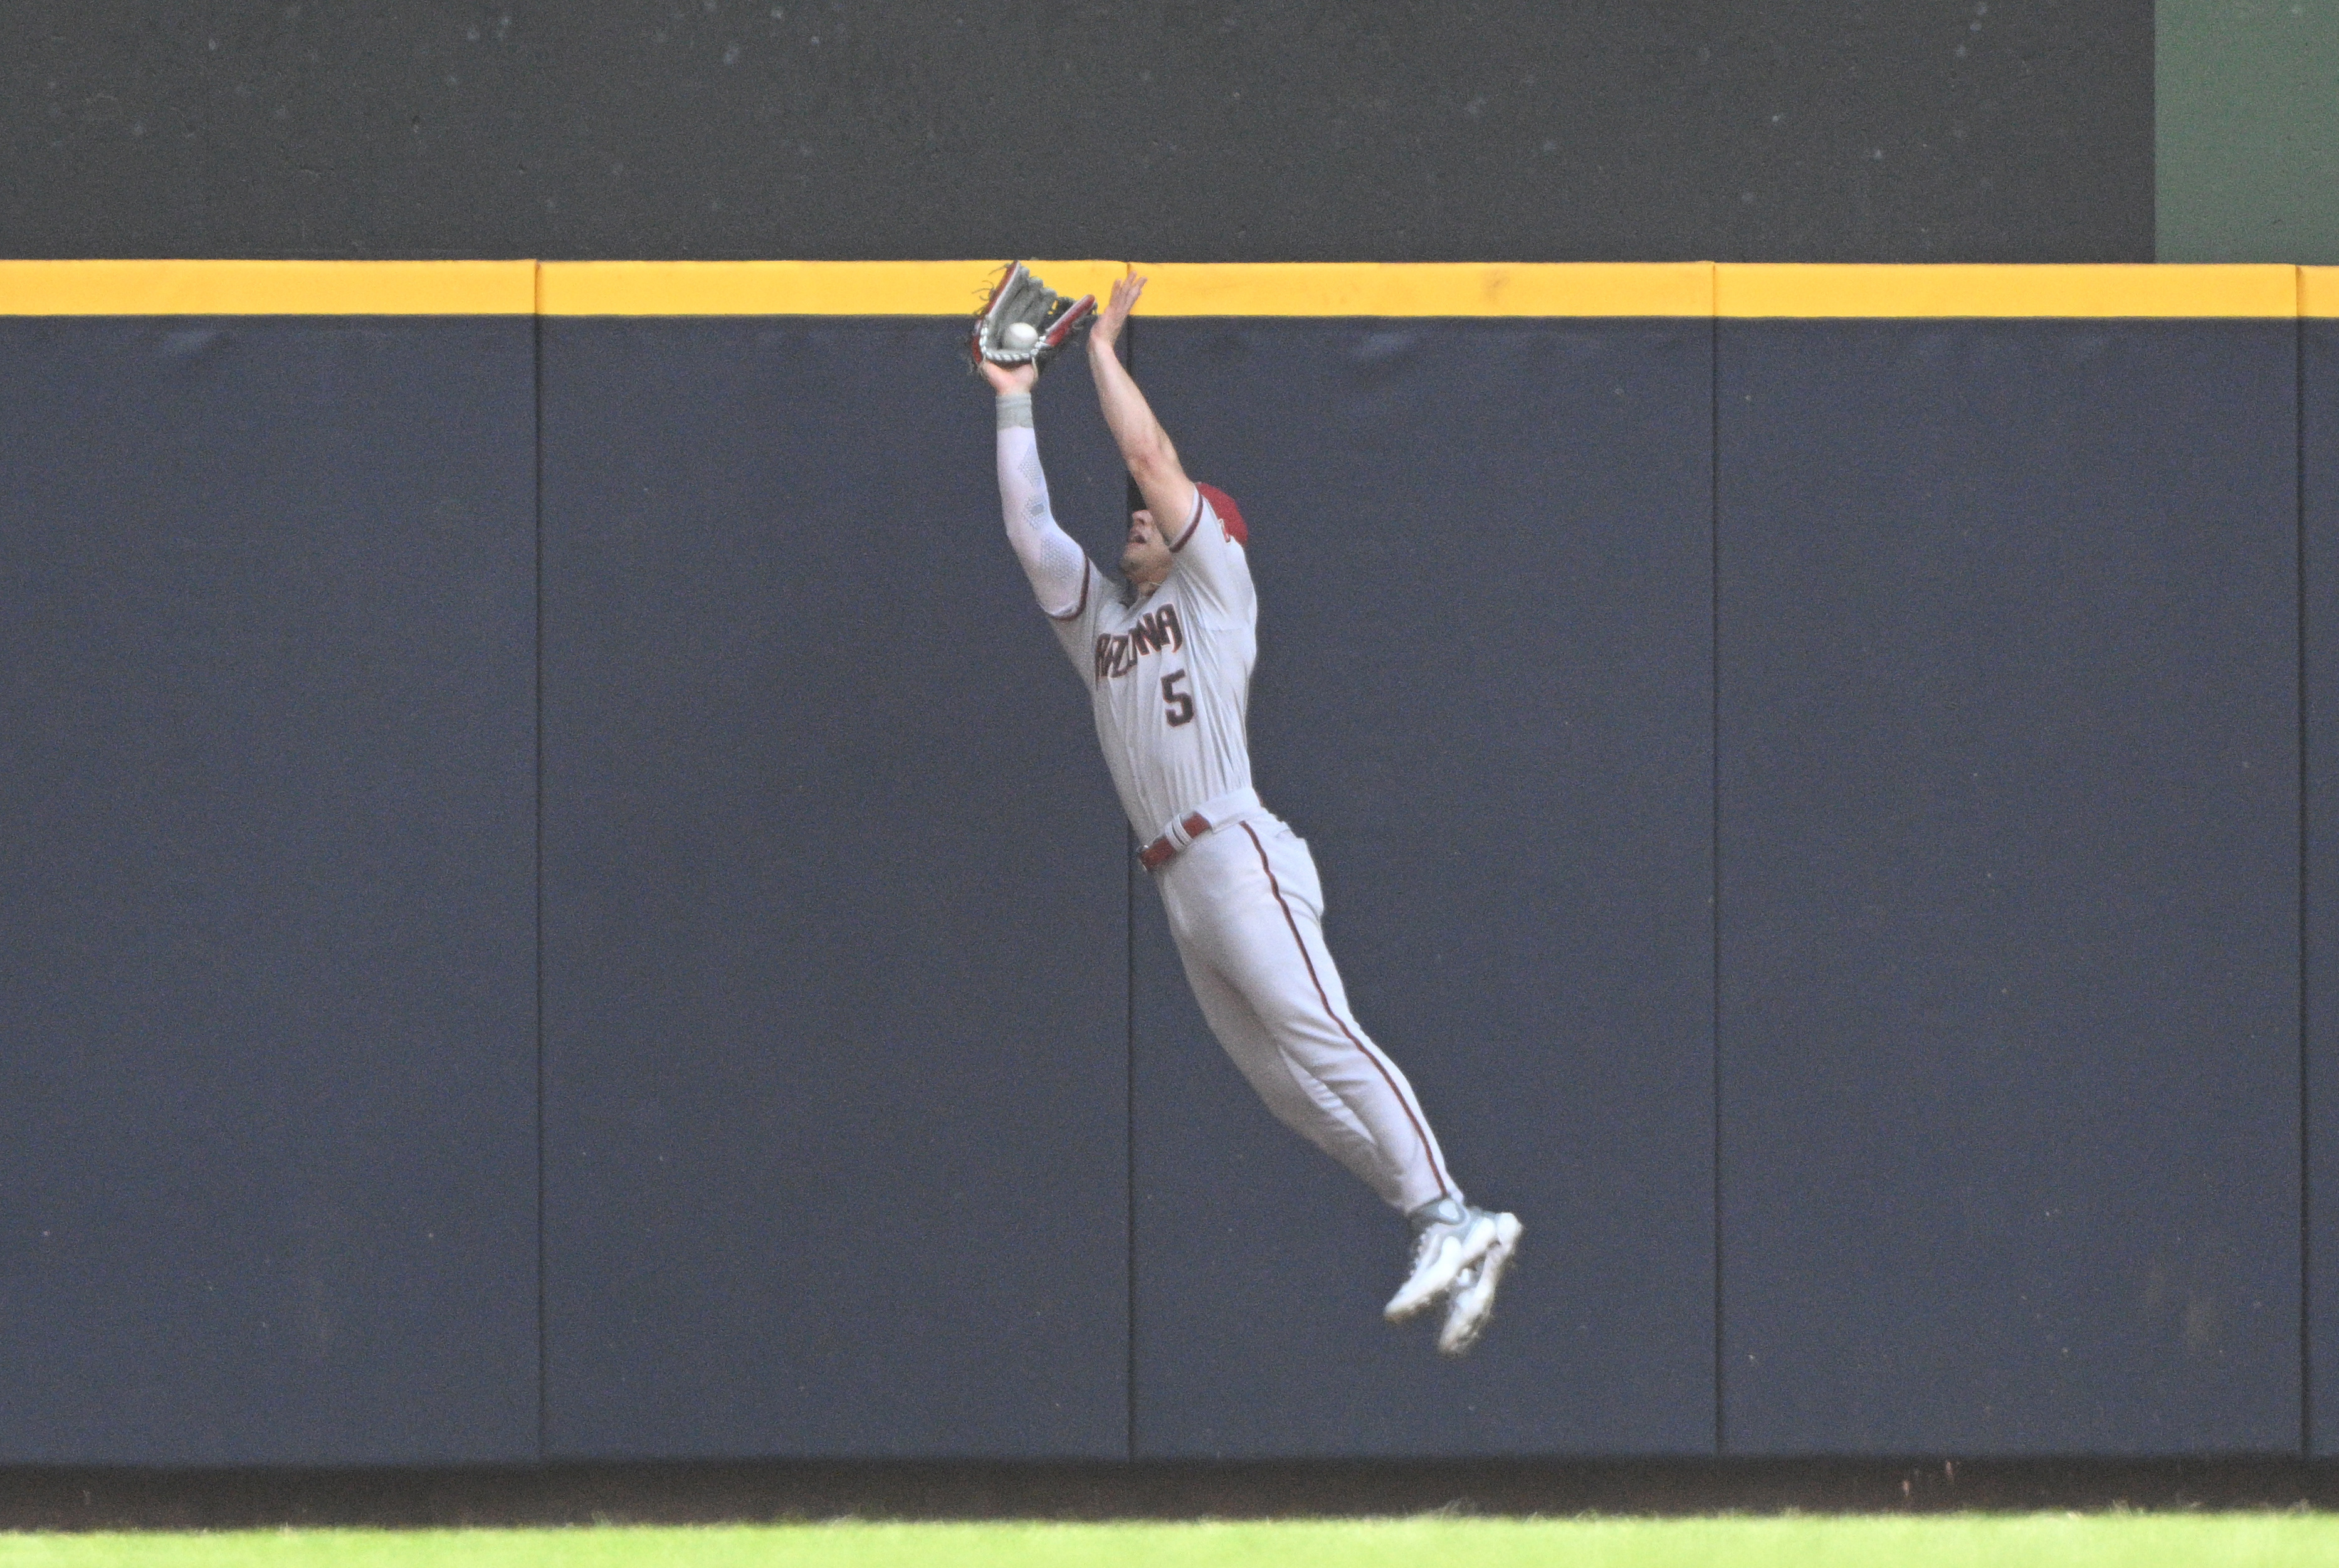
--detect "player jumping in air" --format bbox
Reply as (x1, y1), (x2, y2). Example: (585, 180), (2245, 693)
(976, 265), (1522, 1354)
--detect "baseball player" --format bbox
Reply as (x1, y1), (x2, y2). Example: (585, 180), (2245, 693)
(976, 265), (1522, 1354)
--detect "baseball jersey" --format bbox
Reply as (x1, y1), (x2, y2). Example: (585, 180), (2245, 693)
(1048, 487), (1257, 841)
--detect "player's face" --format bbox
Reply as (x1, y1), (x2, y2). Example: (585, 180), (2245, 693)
(1122, 508), (1172, 585)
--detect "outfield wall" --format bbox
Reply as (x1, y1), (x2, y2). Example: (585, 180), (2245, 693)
(0, 261), (2331, 1465)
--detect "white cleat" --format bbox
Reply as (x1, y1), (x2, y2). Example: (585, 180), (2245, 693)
(1384, 1201), (1501, 1323)
(1436, 1211), (1522, 1356)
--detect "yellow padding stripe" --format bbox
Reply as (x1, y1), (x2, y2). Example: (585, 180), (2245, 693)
(1134, 261), (1713, 317)
(0, 260), (2323, 318)
(539, 261), (1002, 317)
(1718, 263), (2298, 318)
(534, 260), (1716, 317)
(0, 260), (536, 315)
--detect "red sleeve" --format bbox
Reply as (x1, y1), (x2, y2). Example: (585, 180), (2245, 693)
(1167, 481), (1254, 619)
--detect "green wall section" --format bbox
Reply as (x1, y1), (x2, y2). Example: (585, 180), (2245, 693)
(2158, 0), (2339, 262)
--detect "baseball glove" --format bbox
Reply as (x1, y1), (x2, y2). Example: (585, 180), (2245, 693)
(969, 261), (1095, 372)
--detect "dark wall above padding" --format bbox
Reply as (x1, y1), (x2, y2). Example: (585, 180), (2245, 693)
(1, 3), (2149, 263)
(1717, 318), (2302, 1455)
(0, 317), (540, 1465)
(539, 320), (1132, 1460)
(1126, 319), (1716, 1456)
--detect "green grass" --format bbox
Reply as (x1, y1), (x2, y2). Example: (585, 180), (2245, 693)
(0, 1516), (2333, 1567)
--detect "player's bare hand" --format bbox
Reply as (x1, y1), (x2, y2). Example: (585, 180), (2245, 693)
(1090, 265), (1147, 351)
(980, 358), (1039, 396)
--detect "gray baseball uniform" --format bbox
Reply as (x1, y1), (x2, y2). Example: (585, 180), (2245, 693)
(996, 401), (1458, 1214)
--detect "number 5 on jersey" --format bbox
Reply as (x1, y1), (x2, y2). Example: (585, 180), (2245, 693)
(1160, 668), (1195, 726)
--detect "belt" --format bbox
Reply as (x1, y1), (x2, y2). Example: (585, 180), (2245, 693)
(1136, 787), (1264, 873)
(1138, 812), (1214, 872)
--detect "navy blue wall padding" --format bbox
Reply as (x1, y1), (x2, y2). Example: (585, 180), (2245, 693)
(2309, 318), (2338, 1456)
(9, 308), (2323, 1468)
(0, 318), (539, 1465)
(1127, 321), (1716, 1456)
(539, 323), (1131, 1459)
(1716, 320), (2302, 1455)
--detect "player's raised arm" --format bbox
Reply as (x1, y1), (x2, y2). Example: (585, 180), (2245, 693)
(980, 356), (1094, 621)
(1086, 268), (1198, 533)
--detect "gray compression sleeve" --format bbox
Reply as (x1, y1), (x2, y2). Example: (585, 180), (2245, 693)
(996, 404), (1088, 618)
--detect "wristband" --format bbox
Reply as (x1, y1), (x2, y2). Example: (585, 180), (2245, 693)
(996, 392), (1034, 431)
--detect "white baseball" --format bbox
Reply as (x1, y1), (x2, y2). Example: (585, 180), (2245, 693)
(1002, 321), (1040, 350)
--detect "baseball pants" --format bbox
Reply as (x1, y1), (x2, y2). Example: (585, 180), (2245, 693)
(1155, 813), (1456, 1214)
